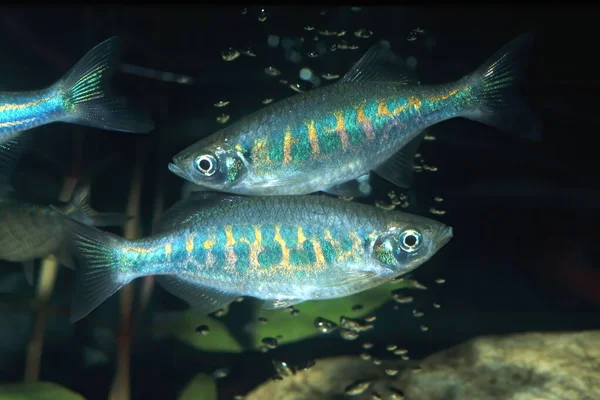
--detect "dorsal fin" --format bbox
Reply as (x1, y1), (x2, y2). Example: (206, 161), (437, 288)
(340, 40), (419, 85)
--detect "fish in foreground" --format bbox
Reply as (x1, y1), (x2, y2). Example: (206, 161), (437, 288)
(169, 32), (541, 197)
(55, 193), (453, 322)
(0, 36), (153, 148)
(0, 184), (129, 284)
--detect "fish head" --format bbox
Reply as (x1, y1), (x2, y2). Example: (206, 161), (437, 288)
(372, 213), (453, 274)
(168, 137), (249, 192)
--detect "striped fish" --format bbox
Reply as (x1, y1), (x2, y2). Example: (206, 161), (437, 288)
(55, 193), (452, 322)
(169, 32), (540, 197)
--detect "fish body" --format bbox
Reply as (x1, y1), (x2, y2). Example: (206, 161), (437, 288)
(57, 193), (452, 322)
(169, 33), (540, 196)
(0, 185), (128, 283)
(0, 37), (153, 146)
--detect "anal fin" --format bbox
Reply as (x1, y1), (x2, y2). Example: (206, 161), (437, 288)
(156, 275), (237, 315)
(374, 131), (425, 188)
(322, 174), (372, 198)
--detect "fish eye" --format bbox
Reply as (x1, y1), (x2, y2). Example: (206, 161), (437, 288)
(195, 154), (217, 176)
(399, 229), (421, 252)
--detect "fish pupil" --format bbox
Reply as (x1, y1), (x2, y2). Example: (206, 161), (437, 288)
(404, 235), (417, 247)
(199, 159), (211, 171)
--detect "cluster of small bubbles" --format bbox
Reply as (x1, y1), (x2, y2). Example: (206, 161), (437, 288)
(306, 50), (319, 58)
(435, 278), (446, 284)
(304, 25), (315, 31)
(214, 306), (229, 317)
(267, 35), (280, 48)
(423, 164), (438, 172)
(258, 316), (268, 324)
(314, 317), (338, 334)
(258, 9), (267, 22)
(365, 315), (376, 323)
(222, 47), (241, 62)
(412, 365), (423, 373)
(362, 342), (374, 350)
(241, 48), (256, 57)
(340, 315), (375, 334)
(352, 304), (363, 312)
(321, 73), (340, 80)
(345, 380), (372, 395)
(385, 368), (399, 376)
(429, 207), (447, 216)
(434, 196), (444, 202)
(424, 134), (436, 141)
(393, 348), (408, 356)
(400, 354), (410, 361)
(413, 309), (424, 318)
(262, 98), (274, 105)
(339, 196), (354, 201)
(330, 44), (338, 52)
(372, 358), (382, 366)
(338, 41), (360, 50)
(338, 30), (347, 37)
(214, 100), (230, 108)
(372, 393), (383, 400)
(360, 352), (372, 360)
(354, 28), (373, 39)
(264, 66), (281, 77)
(279, 79), (288, 85)
(433, 302), (441, 309)
(413, 164), (423, 172)
(195, 325), (210, 335)
(261, 337), (279, 349)
(392, 290), (414, 304)
(420, 324), (430, 332)
(216, 114), (230, 124)
(340, 329), (360, 341)
(213, 367), (229, 379)
(386, 344), (397, 351)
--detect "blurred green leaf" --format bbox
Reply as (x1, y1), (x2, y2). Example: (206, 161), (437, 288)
(0, 382), (84, 400)
(251, 279), (426, 349)
(153, 309), (244, 353)
(178, 373), (217, 400)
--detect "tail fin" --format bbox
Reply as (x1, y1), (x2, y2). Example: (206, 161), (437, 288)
(51, 206), (132, 323)
(63, 184), (131, 227)
(57, 37), (154, 133)
(462, 31), (542, 141)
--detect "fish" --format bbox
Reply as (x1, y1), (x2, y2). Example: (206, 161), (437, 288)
(0, 184), (129, 284)
(54, 192), (453, 322)
(0, 36), (153, 149)
(169, 32), (541, 197)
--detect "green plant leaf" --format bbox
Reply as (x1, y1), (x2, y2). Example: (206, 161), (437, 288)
(251, 279), (426, 349)
(152, 309), (244, 353)
(178, 373), (217, 400)
(0, 382), (84, 400)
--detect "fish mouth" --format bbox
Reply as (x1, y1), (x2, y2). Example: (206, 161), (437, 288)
(168, 162), (190, 181)
(435, 226), (454, 252)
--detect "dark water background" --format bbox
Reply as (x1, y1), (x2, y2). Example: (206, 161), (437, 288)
(0, 6), (598, 400)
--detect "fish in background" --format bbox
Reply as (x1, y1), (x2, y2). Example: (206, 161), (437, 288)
(0, 36), (153, 151)
(0, 184), (129, 285)
(54, 192), (453, 323)
(169, 32), (541, 197)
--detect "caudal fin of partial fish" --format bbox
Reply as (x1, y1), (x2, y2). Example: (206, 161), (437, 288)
(51, 206), (132, 323)
(64, 183), (131, 227)
(462, 31), (542, 141)
(57, 37), (154, 133)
